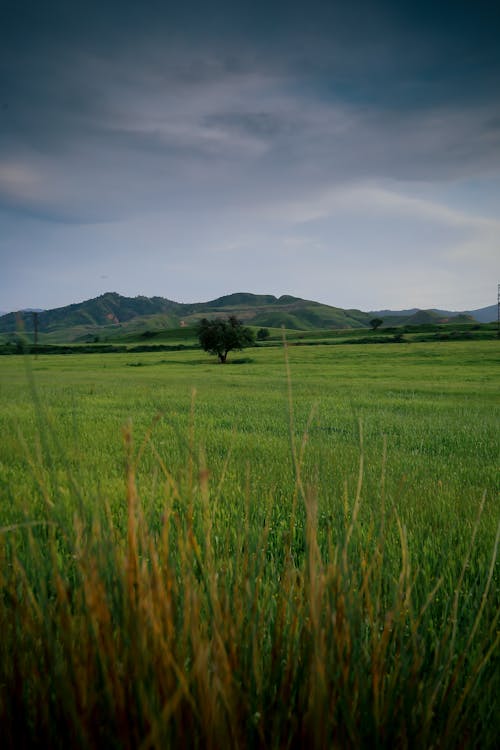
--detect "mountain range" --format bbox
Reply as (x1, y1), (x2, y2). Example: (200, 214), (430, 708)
(0, 292), (495, 343)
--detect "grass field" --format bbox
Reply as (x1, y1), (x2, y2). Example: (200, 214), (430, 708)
(0, 340), (499, 747)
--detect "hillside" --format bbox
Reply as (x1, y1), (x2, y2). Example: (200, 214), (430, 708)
(463, 304), (497, 323)
(370, 304), (496, 323)
(0, 292), (376, 341)
(0, 291), (482, 343)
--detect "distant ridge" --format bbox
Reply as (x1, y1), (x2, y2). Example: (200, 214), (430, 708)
(0, 307), (44, 316)
(370, 304), (496, 324)
(462, 305), (497, 323)
(0, 291), (489, 343)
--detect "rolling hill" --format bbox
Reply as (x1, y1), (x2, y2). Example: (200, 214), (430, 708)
(0, 291), (481, 343)
(370, 304), (496, 324)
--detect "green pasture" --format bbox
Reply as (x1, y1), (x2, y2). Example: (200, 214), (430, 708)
(1, 340), (498, 539)
(0, 339), (499, 747)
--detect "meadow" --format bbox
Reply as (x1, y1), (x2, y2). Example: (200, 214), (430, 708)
(0, 340), (498, 748)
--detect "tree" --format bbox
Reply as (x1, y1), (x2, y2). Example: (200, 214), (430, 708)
(196, 316), (255, 363)
(257, 327), (270, 341)
(370, 317), (383, 331)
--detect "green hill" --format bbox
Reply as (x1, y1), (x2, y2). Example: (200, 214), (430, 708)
(0, 292), (481, 344)
(404, 310), (475, 326)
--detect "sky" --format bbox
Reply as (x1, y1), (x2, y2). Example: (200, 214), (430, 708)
(1, 0), (499, 313)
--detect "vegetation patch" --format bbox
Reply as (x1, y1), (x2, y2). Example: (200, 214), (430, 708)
(0, 341), (498, 747)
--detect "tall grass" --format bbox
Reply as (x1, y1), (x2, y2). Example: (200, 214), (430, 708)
(0, 360), (499, 748)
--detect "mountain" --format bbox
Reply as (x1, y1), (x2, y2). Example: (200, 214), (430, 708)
(0, 291), (488, 343)
(0, 293), (179, 335)
(404, 310), (476, 325)
(429, 305), (496, 323)
(370, 304), (496, 324)
(463, 305), (497, 323)
(0, 292), (373, 340)
(0, 307), (44, 316)
(369, 308), (420, 317)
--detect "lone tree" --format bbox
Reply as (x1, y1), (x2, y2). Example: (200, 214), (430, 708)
(370, 317), (384, 331)
(196, 316), (255, 363)
(257, 327), (270, 341)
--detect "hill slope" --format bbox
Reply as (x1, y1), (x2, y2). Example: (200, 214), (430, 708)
(0, 292), (376, 341)
(463, 305), (497, 323)
(370, 304), (496, 323)
(0, 291), (482, 342)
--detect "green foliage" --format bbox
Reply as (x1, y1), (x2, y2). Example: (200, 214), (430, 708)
(197, 316), (255, 362)
(257, 327), (270, 340)
(370, 317), (384, 330)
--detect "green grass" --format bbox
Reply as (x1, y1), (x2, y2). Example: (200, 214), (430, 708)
(0, 340), (499, 747)
(1, 320), (495, 353)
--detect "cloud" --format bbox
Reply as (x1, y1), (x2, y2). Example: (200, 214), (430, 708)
(0, 1), (498, 311)
(273, 181), (500, 229)
(0, 163), (42, 198)
(1, 0), (499, 225)
(2, 49), (499, 228)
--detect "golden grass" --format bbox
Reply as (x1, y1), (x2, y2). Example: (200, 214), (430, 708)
(0, 418), (498, 749)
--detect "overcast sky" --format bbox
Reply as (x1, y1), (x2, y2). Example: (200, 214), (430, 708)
(1, 0), (499, 312)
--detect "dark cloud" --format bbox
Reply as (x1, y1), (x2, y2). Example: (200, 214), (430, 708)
(0, 1), (498, 310)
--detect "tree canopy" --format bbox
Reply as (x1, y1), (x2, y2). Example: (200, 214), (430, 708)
(369, 317), (384, 331)
(196, 316), (255, 363)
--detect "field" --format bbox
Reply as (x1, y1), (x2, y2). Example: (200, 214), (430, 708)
(0, 340), (499, 747)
